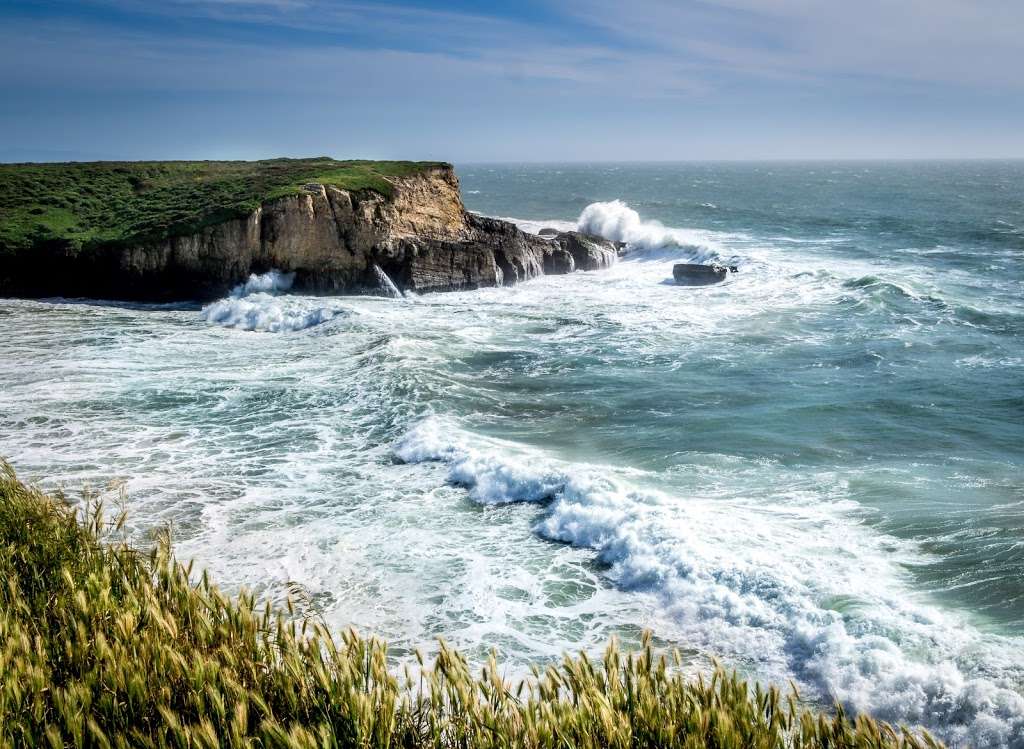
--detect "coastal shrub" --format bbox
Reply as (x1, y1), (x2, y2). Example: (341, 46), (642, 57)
(0, 462), (943, 748)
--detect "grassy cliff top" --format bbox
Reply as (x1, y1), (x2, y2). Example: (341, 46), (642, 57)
(0, 158), (448, 254)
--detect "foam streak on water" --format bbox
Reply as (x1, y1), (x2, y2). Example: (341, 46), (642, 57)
(2, 162), (1023, 747)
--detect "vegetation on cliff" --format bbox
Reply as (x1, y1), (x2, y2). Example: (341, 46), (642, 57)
(0, 462), (941, 749)
(0, 158), (446, 255)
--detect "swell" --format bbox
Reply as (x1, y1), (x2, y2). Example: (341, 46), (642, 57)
(839, 274), (1024, 334)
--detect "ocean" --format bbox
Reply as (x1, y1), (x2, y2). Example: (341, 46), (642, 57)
(1, 161), (1022, 747)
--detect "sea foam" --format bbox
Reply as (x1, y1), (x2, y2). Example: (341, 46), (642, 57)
(395, 416), (1024, 749)
(201, 270), (346, 332)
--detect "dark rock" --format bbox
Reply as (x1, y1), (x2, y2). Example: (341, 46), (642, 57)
(672, 264), (732, 285)
(538, 227), (560, 237)
(553, 231), (617, 271)
(387, 239), (501, 292)
(468, 214), (548, 286)
(542, 246), (575, 275)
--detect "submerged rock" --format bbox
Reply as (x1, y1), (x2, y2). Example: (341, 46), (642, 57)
(672, 263), (736, 285)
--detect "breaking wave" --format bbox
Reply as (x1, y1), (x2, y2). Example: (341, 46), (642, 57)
(577, 200), (720, 261)
(236, 269), (296, 295)
(501, 201), (737, 265)
(201, 270), (346, 333)
(395, 416), (1024, 749)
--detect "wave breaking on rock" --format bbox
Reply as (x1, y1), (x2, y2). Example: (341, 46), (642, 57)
(201, 270), (346, 332)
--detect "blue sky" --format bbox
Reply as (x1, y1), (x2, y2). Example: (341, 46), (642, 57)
(2, 0), (1022, 161)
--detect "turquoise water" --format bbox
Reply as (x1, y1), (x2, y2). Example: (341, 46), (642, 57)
(1, 161), (1022, 746)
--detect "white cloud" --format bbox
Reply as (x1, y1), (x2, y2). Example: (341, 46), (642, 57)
(12, 0), (1022, 100)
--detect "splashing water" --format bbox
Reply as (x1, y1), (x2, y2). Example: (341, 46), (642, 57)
(578, 200), (721, 261)
(201, 270), (347, 332)
(394, 416), (1024, 748)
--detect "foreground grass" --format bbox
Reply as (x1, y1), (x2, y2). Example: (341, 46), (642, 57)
(0, 158), (445, 255)
(0, 463), (942, 749)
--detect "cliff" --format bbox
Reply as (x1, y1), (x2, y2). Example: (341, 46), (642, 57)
(0, 159), (615, 300)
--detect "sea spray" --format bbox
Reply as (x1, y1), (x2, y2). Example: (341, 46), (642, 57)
(394, 416), (1024, 748)
(577, 200), (721, 261)
(236, 269), (296, 295)
(201, 270), (347, 332)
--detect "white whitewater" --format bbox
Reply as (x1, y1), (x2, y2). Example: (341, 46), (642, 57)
(201, 270), (347, 332)
(394, 415), (1024, 749)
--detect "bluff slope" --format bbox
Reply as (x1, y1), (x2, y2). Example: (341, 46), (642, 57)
(0, 159), (615, 300)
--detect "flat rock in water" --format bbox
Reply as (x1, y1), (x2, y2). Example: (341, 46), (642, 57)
(538, 227), (560, 237)
(673, 263), (731, 285)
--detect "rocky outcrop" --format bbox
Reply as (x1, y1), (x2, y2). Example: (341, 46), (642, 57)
(552, 232), (617, 272)
(672, 263), (737, 285)
(0, 165), (617, 301)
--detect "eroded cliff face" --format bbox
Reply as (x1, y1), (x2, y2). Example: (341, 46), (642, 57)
(376, 168), (469, 241)
(0, 165), (615, 301)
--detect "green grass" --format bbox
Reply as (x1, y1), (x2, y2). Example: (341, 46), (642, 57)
(0, 461), (943, 749)
(0, 158), (446, 256)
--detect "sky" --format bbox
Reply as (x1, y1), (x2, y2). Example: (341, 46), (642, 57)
(1, 0), (1022, 162)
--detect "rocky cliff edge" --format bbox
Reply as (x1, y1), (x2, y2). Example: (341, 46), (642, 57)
(0, 165), (616, 301)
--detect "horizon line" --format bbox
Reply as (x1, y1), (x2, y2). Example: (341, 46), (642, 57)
(3, 155), (1024, 166)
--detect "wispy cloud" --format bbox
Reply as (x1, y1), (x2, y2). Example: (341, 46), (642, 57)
(0, 2), (709, 98)
(2, 0), (1021, 159)
(10, 0), (1023, 98)
(567, 0), (1024, 90)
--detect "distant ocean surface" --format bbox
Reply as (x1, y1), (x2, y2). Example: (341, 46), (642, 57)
(2, 162), (1022, 747)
